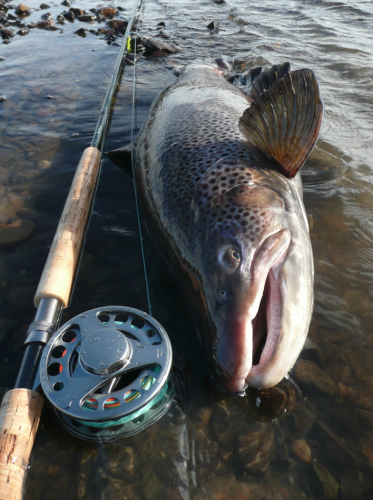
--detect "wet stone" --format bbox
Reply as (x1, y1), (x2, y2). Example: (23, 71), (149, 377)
(78, 14), (96, 22)
(61, 0), (70, 6)
(207, 21), (219, 29)
(40, 3), (50, 8)
(17, 27), (28, 35)
(0, 219), (36, 249)
(236, 422), (274, 474)
(313, 463), (339, 499)
(62, 10), (74, 20)
(107, 19), (128, 32)
(292, 439), (312, 463)
(74, 27), (86, 37)
(0, 96), (6, 102)
(97, 7), (117, 19)
(0, 28), (14, 38)
(141, 37), (180, 53)
(69, 7), (84, 17)
(40, 12), (52, 21)
(15, 3), (31, 17)
(36, 19), (54, 29)
(294, 359), (338, 396)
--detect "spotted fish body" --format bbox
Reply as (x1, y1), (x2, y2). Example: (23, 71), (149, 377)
(131, 62), (323, 392)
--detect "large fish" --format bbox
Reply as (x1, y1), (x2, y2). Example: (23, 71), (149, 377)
(112, 61), (323, 393)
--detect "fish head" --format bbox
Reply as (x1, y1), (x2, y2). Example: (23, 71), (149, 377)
(192, 158), (313, 392)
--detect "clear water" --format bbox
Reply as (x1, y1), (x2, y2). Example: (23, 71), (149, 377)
(1, 0), (373, 498)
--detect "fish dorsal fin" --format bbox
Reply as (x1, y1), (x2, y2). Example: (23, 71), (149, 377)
(251, 62), (291, 101)
(191, 158), (255, 215)
(230, 66), (262, 96)
(239, 68), (323, 179)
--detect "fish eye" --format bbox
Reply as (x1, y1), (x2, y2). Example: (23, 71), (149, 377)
(226, 249), (241, 267)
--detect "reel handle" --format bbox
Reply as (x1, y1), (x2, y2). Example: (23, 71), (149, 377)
(0, 389), (43, 500)
(34, 147), (101, 308)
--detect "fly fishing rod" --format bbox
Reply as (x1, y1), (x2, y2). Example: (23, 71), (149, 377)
(0, 1), (173, 498)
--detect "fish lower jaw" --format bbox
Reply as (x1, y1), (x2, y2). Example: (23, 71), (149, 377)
(245, 267), (283, 390)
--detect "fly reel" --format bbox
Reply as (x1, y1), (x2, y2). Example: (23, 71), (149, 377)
(40, 306), (173, 442)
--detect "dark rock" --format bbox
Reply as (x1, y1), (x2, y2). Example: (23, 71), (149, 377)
(69, 7), (84, 16)
(108, 19), (128, 33)
(36, 18), (54, 29)
(157, 21), (166, 27)
(207, 21), (219, 29)
(61, 0), (70, 6)
(40, 3), (50, 8)
(78, 14), (96, 22)
(141, 36), (180, 53)
(40, 11), (51, 20)
(74, 27), (86, 37)
(17, 26), (28, 34)
(62, 10), (74, 20)
(15, 3), (31, 17)
(236, 422), (274, 474)
(97, 7), (117, 19)
(213, 0), (226, 3)
(0, 96), (5, 102)
(0, 28), (14, 38)
(7, 13), (17, 20)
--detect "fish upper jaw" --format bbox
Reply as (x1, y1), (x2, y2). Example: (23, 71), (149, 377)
(212, 228), (291, 393)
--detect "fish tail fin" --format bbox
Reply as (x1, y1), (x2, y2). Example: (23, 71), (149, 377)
(239, 68), (323, 179)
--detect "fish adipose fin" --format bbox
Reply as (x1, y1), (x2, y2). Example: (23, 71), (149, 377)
(251, 62), (291, 101)
(239, 68), (323, 179)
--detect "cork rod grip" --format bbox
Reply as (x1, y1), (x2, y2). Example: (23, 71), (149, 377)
(0, 389), (44, 500)
(34, 147), (101, 308)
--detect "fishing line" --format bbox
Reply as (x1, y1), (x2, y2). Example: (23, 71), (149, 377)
(130, 4), (153, 317)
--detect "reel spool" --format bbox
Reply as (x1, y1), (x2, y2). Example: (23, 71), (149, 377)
(40, 306), (173, 442)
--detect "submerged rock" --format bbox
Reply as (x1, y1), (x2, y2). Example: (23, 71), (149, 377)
(194, 477), (288, 500)
(40, 3), (50, 9)
(236, 422), (274, 474)
(108, 19), (128, 33)
(0, 219), (36, 249)
(313, 463), (339, 499)
(294, 359), (338, 396)
(292, 439), (312, 463)
(206, 21), (219, 29)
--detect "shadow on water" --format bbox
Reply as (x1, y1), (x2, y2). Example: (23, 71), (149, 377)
(1, 0), (373, 498)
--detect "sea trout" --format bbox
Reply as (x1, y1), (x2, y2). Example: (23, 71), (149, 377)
(112, 61), (323, 392)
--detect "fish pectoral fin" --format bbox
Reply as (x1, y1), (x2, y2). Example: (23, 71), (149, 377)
(239, 68), (323, 179)
(250, 62), (291, 101)
(107, 145), (133, 177)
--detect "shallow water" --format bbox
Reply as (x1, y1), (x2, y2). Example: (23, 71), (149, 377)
(1, 0), (373, 498)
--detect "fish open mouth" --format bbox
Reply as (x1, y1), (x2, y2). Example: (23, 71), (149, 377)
(251, 267), (281, 369)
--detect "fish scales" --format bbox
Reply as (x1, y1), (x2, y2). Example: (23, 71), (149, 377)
(122, 61), (323, 392)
